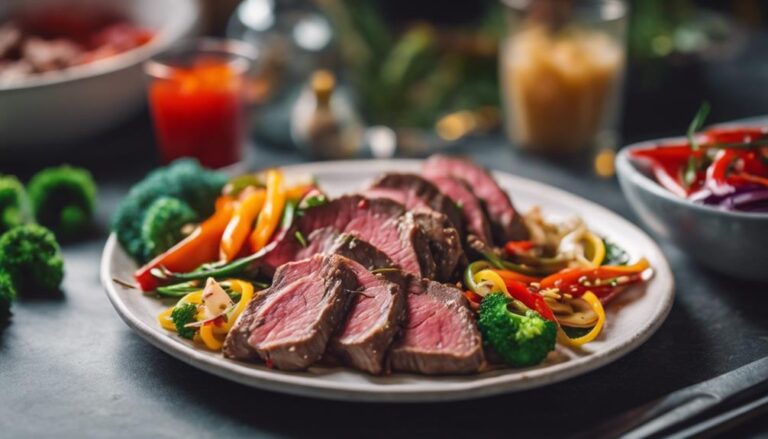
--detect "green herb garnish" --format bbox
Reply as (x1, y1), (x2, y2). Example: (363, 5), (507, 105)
(683, 102), (711, 188)
(294, 230), (308, 248)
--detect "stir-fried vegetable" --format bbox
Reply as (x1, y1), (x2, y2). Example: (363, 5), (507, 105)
(140, 197), (198, 261)
(250, 169), (286, 252)
(134, 197), (234, 291)
(478, 292), (557, 367)
(157, 279), (255, 350)
(220, 189), (266, 261)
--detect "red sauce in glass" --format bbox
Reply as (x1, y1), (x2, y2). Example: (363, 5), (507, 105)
(148, 59), (245, 169)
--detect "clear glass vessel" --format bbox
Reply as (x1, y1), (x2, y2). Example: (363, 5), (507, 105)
(500, 0), (627, 155)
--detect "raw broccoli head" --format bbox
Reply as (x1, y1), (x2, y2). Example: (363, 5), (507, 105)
(112, 159), (227, 263)
(0, 270), (17, 320)
(171, 302), (198, 339)
(478, 292), (557, 367)
(0, 175), (29, 234)
(140, 197), (197, 261)
(27, 165), (97, 240)
(0, 224), (64, 294)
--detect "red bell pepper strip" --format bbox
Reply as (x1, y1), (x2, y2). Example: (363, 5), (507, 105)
(134, 197), (234, 291)
(504, 240), (535, 255)
(503, 280), (556, 322)
(539, 259), (649, 295)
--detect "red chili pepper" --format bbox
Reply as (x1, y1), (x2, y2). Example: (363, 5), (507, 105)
(503, 280), (556, 322)
(504, 240), (534, 255)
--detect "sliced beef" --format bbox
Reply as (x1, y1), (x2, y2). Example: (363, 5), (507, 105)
(389, 278), (484, 375)
(425, 175), (494, 252)
(260, 195), (465, 282)
(223, 254), (358, 370)
(422, 155), (528, 243)
(364, 173), (464, 238)
(406, 210), (465, 282)
(329, 262), (406, 374)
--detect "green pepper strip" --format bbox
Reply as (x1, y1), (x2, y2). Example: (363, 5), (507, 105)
(464, 261), (492, 293)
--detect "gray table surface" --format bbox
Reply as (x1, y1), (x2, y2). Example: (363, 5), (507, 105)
(1, 124), (767, 438)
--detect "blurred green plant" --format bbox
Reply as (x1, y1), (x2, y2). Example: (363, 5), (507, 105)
(320, 0), (501, 129)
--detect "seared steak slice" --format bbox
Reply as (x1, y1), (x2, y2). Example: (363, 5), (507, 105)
(389, 279), (484, 375)
(223, 255), (358, 370)
(261, 195), (436, 279)
(406, 209), (465, 282)
(330, 259), (406, 374)
(422, 155), (528, 243)
(425, 175), (493, 251)
(365, 173), (464, 238)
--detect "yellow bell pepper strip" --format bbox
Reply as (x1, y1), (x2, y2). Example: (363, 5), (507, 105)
(250, 169), (286, 252)
(557, 292), (606, 347)
(222, 280), (254, 331)
(583, 232), (606, 266)
(220, 189), (266, 262)
(199, 323), (223, 350)
(135, 197), (234, 291)
(472, 269), (509, 297)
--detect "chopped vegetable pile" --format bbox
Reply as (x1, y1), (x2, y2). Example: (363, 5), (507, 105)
(631, 103), (768, 212)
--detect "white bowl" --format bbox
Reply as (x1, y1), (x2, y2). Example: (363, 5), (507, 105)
(0, 0), (201, 154)
(617, 138), (768, 281)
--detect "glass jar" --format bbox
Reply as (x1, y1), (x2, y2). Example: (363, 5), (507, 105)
(500, 0), (627, 154)
(144, 39), (256, 169)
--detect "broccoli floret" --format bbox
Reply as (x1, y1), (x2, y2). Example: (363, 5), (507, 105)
(171, 302), (198, 339)
(112, 159), (227, 263)
(0, 224), (64, 294)
(478, 292), (557, 367)
(27, 165), (97, 240)
(0, 175), (29, 234)
(0, 270), (17, 320)
(140, 197), (197, 261)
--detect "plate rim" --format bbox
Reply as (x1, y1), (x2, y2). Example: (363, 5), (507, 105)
(100, 159), (675, 402)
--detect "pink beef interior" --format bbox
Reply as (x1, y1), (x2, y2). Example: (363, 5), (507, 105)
(247, 276), (327, 349)
(400, 282), (476, 356)
(335, 264), (392, 343)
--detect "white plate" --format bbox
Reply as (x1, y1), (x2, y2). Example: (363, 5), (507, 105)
(101, 159), (674, 402)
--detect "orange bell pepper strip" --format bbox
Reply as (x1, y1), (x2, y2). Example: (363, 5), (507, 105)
(249, 169), (285, 252)
(134, 197), (234, 291)
(220, 189), (266, 261)
(285, 184), (315, 202)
